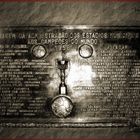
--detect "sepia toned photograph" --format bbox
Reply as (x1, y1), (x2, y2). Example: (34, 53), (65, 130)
(0, 0), (140, 139)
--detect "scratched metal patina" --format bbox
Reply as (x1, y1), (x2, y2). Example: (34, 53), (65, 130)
(0, 2), (140, 138)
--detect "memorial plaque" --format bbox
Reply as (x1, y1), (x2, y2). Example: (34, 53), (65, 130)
(0, 26), (140, 128)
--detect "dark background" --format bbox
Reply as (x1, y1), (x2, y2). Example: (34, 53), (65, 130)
(0, 1), (140, 138)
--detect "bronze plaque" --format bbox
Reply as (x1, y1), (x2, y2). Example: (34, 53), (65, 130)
(0, 26), (140, 128)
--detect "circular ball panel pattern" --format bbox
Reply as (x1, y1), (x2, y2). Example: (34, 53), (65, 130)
(51, 96), (73, 118)
(32, 45), (46, 58)
(79, 44), (93, 58)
